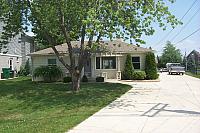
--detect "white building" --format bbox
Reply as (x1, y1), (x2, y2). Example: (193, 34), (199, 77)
(30, 40), (153, 81)
(0, 22), (34, 79)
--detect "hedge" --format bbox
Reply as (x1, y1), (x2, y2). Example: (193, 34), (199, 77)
(122, 54), (134, 79)
(132, 71), (146, 80)
(33, 65), (63, 82)
(145, 52), (159, 79)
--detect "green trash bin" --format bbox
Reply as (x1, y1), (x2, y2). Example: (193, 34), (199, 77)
(2, 68), (10, 79)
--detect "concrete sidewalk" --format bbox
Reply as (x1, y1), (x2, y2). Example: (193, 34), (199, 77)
(68, 73), (200, 133)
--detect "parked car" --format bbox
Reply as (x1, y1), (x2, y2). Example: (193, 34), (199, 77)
(159, 68), (168, 72)
(166, 63), (185, 75)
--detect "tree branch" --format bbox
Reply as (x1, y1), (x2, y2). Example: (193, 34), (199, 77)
(96, 33), (102, 43)
(51, 46), (71, 70)
(77, 25), (86, 71)
(43, 32), (71, 70)
(88, 33), (94, 48)
(57, 3), (75, 69)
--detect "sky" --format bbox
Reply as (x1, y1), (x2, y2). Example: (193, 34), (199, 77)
(139, 0), (200, 56)
(26, 0), (200, 56)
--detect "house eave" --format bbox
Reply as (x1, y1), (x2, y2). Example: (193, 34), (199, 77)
(29, 50), (153, 57)
(0, 53), (22, 57)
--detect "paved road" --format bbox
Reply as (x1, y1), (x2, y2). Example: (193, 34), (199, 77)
(68, 73), (200, 133)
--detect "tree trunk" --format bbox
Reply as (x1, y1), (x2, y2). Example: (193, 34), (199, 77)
(71, 70), (81, 92)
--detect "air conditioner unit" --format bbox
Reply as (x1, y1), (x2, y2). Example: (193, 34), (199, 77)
(116, 71), (121, 80)
(101, 72), (107, 80)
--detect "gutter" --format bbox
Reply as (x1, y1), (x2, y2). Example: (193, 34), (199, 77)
(0, 53), (22, 57)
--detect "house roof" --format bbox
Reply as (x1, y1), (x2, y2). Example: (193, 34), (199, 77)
(29, 40), (153, 56)
(187, 50), (200, 58)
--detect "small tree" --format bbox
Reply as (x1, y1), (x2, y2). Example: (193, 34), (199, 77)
(160, 41), (182, 66)
(187, 57), (196, 73)
(122, 54), (134, 80)
(18, 59), (30, 76)
(145, 52), (158, 79)
(24, 59), (30, 75)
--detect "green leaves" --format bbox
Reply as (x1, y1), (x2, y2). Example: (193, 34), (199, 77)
(0, 0), (181, 49)
(122, 54), (134, 80)
(33, 65), (63, 82)
(145, 52), (158, 80)
(160, 41), (182, 66)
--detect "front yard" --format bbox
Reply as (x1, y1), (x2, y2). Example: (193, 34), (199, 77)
(0, 77), (131, 133)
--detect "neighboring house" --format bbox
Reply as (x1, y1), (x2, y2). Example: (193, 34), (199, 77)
(187, 50), (200, 73)
(0, 22), (34, 79)
(30, 39), (153, 81)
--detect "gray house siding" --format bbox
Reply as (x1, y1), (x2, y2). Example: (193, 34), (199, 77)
(0, 22), (34, 79)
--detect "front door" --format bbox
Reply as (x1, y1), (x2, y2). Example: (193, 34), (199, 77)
(84, 58), (91, 77)
(9, 59), (13, 70)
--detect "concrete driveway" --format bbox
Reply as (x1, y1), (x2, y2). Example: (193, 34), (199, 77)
(68, 73), (200, 133)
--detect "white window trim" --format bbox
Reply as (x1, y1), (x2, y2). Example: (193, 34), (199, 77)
(48, 58), (57, 66)
(95, 56), (117, 70)
(9, 58), (13, 70)
(132, 56), (141, 70)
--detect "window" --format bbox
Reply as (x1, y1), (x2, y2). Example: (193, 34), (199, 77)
(48, 59), (56, 66)
(132, 57), (140, 69)
(96, 57), (100, 69)
(9, 59), (13, 70)
(102, 57), (116, 69)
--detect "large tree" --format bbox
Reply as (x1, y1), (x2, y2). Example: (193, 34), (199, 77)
(160, 41), (182, 66)
(0, 0), (181, 91)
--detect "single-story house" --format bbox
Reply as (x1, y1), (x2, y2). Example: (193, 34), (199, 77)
(30, 39), (153, 81)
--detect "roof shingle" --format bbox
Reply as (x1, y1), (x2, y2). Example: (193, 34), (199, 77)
(30, 40), (153, 56)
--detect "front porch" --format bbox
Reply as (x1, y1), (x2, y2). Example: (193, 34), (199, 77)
(83, 53), (123, 80)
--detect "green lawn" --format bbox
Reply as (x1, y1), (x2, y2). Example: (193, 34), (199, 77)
(186, 72), (200, 79)
(0, 77), (131, 133)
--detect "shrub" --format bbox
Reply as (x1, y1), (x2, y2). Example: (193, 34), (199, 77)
(122, 54), (134, 80)
(96, 76), (104, 82)
(18, 66), (26, 76)
(18, 60), (30, 76)
(33, 65), (62, 82)
(145, 52), (159, 79)
(82, 75), (88, 82)
(63, 76), (72, 83)
(132, 71), (146, 80)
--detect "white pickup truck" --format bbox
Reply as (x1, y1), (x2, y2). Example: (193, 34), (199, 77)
(166, 63), (185, 75)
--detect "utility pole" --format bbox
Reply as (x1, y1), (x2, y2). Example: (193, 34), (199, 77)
(185, 50), (188, 71)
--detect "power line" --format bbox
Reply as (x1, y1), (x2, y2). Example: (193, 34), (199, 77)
(152, 28), (173, 48)
(157, 28), (200, 55)
(171, 6), (200, 42)
(180, 0), (198, 20)
(175, 27), (200, 45)
(152, 0), (198, 48)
